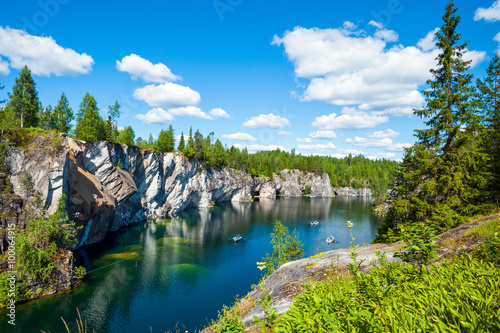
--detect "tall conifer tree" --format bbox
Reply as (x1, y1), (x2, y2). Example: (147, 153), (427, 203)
(477, 55), (500, 196)
(378, 1), (485, 240)
(7, 66), (41, 128)
(53, 93), (74, 134)
(75, 93), (102, 142)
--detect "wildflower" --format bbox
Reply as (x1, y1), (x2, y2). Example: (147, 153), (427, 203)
(346, 220), (353, 228)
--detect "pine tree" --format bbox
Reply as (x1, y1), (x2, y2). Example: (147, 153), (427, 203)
(184, 127), (195, 158)
(156, 126), (175, 153)
(377, 1), (485, 240)
(0, 82), (5, 104)
(74, 93), (103, 142)
(52, 93), (74, 134)
(40, 105), (53, 130)
(177, 131), (186, 153)
(106, 101), (121, 142)
(117, 125), (135, 146)
(7, 66), (41, 128)
(477, 54), (500, 196)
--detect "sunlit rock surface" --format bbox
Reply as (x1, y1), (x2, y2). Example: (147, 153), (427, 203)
(6, 136), (335, 247)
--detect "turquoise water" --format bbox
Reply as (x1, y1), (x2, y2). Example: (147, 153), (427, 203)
(0, 196), (382, 332)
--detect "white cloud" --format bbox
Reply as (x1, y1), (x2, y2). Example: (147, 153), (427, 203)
(243, 113), (291, 128)
(475, 1), (500, 22)
(312, 107), (388, 130)
(278, 131), (292, 136)
(374, 29), (399, 42)
(297, 142), (338, 152)
(366, 129), (400, 138)
(134, 108), (175, 124)
(345, 137), (394, 148)
(222, 133), (257, 141)
(168, 106), (212, 119)
(133, 83), (201, 108)
(272, 25), (486, 114)
(464, 49), (487, 67)
(309, 130), (337, 139)
(116, 54), (179, 83)
(296, 137), (314, 143)
(367, 152), (396, 160)
(368, 21), (384, 29)
(0, 59), (9, 76)
(345, 136), (411, 151)
(209, 108), (230, 119)
(417, 28), (439, 51)
(343, 21), (356, 30)
(0, 26), (93, 76)
(232, 143), (286, 153)
(495, 32), (500, 52)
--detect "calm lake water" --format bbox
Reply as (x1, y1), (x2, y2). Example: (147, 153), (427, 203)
(1, 196), (382, 332)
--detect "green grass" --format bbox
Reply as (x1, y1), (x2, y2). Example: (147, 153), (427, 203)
(466, 217), (500, 237)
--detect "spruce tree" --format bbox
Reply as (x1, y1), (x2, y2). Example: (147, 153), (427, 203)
(117, 125), (135, 146)
(177, 131), (186, 152)
(74, 93), (103, 142)
(156, 126), (175, 153)
(52, 93), (74, 134)
(377, 1), (485, 240)
(477, 54), (500, 196)
(7, 66), (41, 128)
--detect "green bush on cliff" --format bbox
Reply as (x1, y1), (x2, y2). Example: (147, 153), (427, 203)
(0, 194), (83, 307)
(262, 221), (304, 276)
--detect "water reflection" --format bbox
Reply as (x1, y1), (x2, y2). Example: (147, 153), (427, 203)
(2, 197), (381, 333)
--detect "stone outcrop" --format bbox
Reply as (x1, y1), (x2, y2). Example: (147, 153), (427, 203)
(5, 135), (334, 248)
(333, 186), (372, 197)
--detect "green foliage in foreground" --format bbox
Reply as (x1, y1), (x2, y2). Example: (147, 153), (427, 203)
(263, 221), (304, 276)
(275, 257), (500, 332)
(0, 194), (84, 307)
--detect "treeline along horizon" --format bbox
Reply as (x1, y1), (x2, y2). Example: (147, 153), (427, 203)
(0, 67), (398, 202)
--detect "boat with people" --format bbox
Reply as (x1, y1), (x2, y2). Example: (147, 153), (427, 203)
(310, 220), (319, 226)
(232, 234), (242, 242)
(326, 236), (335, 244)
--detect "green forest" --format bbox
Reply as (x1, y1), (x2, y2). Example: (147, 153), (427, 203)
(375, 2), (500, 242)
(0, 67), (399, 202)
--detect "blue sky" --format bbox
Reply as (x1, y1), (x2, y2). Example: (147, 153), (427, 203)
(1, 0), (499, 160)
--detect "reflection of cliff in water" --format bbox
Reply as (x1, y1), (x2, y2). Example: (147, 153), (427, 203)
(163, 197), (339, 244)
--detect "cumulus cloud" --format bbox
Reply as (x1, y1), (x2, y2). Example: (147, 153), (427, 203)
(0, 26), (93, 76)
(495, 32), (500, 52)
(366, 129), (400, 138)
(368, 21), (384, 29)
(116, 54), (180, 83)
(272, 25), (485, 115)
(312, 107), (388, 130)
(0, 59), (9, 76)
(168, 106), (212, 119)
(475, 1), (500, 21)
(296, 137), (314, 143)
(297, 142), (338, 152)
(278, 131), (292, 136)
(232, 143), (286, 153)
(345, 136), (411, 151)
(133, 83), (201, 108)
(209, 108), (230, 119)
(366, 152), (396, 160)
(134, 108), (175, 124)
(417, 28), (439, 51)
(243, 113), (291, 128)
(309, 130), (337, 139)
(222, 133), (257, 141)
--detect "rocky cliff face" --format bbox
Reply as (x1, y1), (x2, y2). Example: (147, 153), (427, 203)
(333, 187), (372, 197)
(6, 136), (334, 248)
